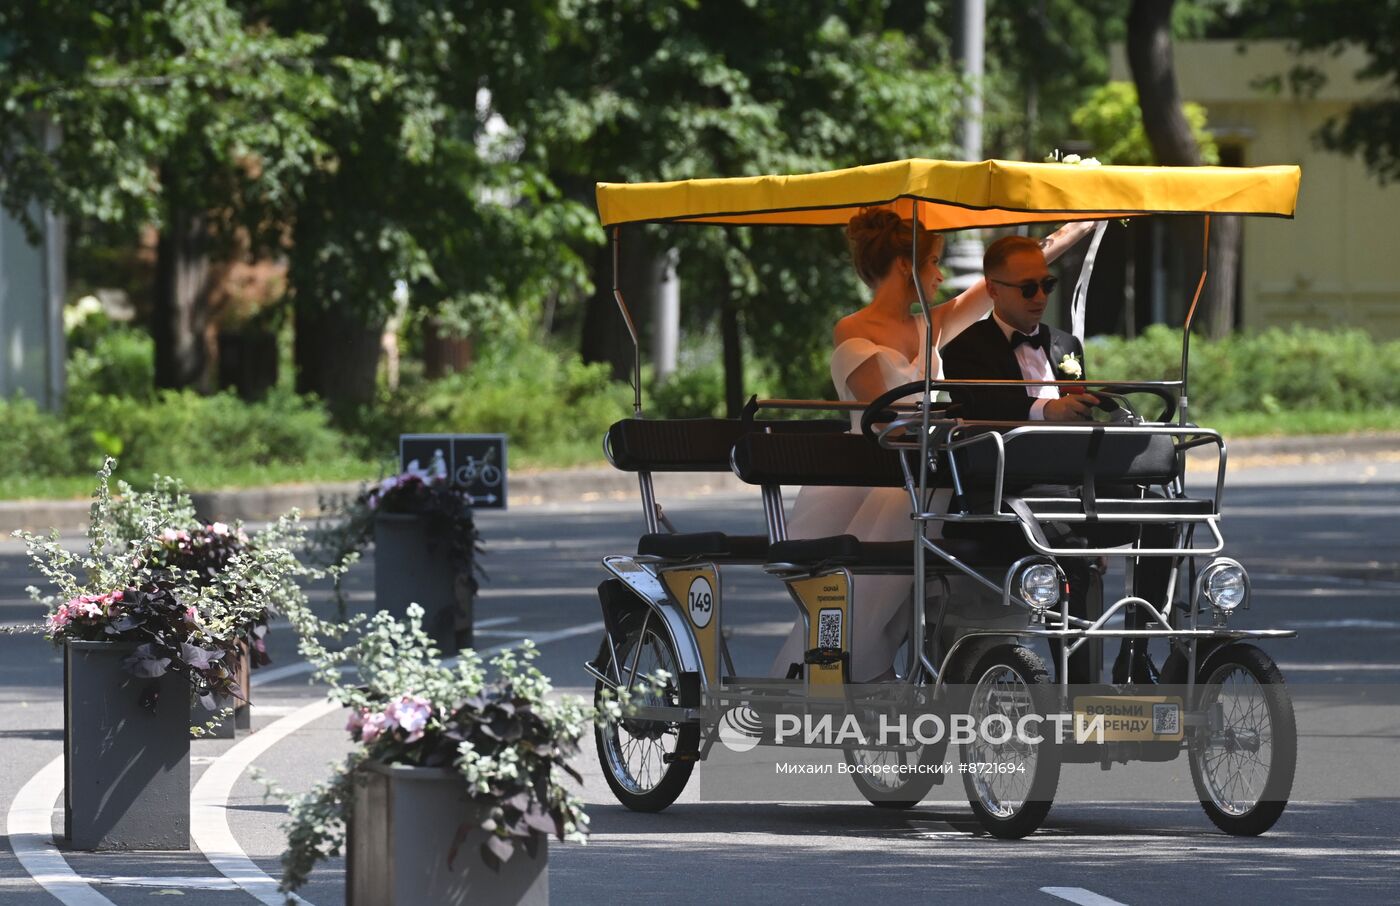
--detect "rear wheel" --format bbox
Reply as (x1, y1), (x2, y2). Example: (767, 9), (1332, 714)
(960, 645), (1060, 839)
(594, 612), (699, 812)
(1188, 644), (1295, 836)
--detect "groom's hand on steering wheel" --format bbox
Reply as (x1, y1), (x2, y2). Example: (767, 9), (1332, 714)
(1044, 392), (1100, 421)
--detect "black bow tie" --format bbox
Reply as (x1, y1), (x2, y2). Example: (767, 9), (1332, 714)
(1010, 329), (1046, 351)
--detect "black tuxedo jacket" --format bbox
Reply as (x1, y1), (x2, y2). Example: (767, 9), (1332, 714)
(941, 318), (1084, 422)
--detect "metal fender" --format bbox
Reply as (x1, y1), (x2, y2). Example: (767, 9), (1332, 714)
(602, 556), (707, 688)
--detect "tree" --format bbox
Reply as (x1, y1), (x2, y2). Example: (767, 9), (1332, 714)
(246, 0), (597, 417)
(974, 0), (1130, 160)
(1214, 0), (1400, 183)
(502, 2), (963, 407)
(0, 0), (340, 388)
(1127, 0), (1241, 337)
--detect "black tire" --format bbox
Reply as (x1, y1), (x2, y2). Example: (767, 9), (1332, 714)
(844, 738), (945, 809)
(1188, 644), (1296, 836)
(593, 615), (699, 812)
(959, 645), (1060, 839)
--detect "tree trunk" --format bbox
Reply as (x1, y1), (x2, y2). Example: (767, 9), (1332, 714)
(1127, 0), (1240, 337)
(720, 299), (744, 418)
(152, 208), (210, 390)
(580, 232), (663, 382)
(293, 299), (384, 420)
(423, 318), (475, 379)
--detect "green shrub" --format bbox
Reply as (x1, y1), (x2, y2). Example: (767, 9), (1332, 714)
(384, 344), (633, 466)
(650, 363), (726, 418)
(63, 388), (349, 478)
(1087, 326), (1400, 419)
(67, 328), (155, 400)
(0, 396), (85, 478)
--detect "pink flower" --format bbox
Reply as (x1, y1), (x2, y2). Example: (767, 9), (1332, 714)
(346, 708), (366, 735)
(385, 695), (433, 743)
(360, 711), (390, 744)
(209, 522), (230, 536)
(160, 528), (190, 545)
(184, 605), (199, 624)
(46, 604), (73, 632)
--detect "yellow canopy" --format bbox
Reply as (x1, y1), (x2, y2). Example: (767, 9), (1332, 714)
(595, 158), (1301, 229)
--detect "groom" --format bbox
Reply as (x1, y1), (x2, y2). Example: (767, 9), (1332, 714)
(941, 235), (1168, 685)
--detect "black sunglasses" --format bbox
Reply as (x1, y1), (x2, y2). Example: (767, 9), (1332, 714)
(991, 276), (1059, 299)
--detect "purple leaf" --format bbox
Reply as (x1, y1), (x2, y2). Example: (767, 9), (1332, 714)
(180, 643), (225, 671)
(484, 833), (515, 865)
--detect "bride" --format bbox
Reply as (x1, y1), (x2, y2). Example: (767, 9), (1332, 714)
(769, 208), (1093, 682)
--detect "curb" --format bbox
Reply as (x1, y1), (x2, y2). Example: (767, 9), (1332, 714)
(1, 431), (1395, 534)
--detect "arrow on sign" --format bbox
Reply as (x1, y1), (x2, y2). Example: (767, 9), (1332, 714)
(470, 494), (499, 505)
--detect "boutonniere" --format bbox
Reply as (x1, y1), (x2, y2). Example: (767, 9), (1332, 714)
(1057, 352), (1083, 379)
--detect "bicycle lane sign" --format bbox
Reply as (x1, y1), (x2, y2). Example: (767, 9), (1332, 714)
(399, 434), (508, 509)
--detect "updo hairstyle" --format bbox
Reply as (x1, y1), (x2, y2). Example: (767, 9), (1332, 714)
(845, 207), (937, 289)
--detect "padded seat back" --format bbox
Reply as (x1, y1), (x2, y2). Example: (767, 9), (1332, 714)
(732, 431), (905, 488)
(953, 430), (1179, 488)
(605, 417), (847, 472)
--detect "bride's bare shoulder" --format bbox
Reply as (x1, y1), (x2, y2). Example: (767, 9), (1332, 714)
(833, 310), (869, 346)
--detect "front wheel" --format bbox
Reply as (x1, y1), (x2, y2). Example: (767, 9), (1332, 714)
(1188, 644), (1296, 836)
(594, 613), (699, 812)
(959, 645), (1060, 838)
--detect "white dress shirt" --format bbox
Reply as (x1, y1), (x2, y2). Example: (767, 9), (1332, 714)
(991, 313), (1058, 420)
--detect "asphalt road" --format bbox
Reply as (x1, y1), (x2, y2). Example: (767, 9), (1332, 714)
(1, 456), (1398, 905)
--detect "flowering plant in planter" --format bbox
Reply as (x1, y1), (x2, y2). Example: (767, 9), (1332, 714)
(140, 509), (271, 666)
(276, 604), (591, 896)
(309, 451), (484, 614)
(18, 460), (328, 729)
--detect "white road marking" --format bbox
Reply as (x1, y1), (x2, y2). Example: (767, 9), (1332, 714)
(93, 876), (240, 890)
(478, 586), (596, 598)
(1277, 662), (1400, 672)
(5, 756), (116, 906)
(8, 618), (612, 903)
(190, 698), (335, 905)
(1282, 619), (1400, 630)
(1041, 888), (1129, 906)
(190, 620), (605, 902)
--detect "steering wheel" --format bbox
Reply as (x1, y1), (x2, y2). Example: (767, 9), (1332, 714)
(860, 381), (947, 441)
(1086, 383), (1177, 424)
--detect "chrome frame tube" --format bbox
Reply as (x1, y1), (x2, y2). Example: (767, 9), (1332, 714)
(1179, 215), (1212, 427)
(639, 472), (660, 534)
(761, 485), (788, 542)
(911, 202), (934, 685)
(612, 227), (643, 417)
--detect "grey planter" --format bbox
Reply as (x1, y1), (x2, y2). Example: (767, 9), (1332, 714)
(63, 640), (190, 851)
(348, 763), (548, 906)
(190, 642), (252, 739)
(373, 512), (473, 653)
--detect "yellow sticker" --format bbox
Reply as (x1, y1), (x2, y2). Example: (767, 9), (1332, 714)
(1072, 695), (1184, 743)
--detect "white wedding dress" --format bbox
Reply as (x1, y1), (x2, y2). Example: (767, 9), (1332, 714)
(769, 293), (992, 682)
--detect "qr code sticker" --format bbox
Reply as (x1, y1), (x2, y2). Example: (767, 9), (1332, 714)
(817, 608), (842, 649)
(1153, 703), (1180, 735)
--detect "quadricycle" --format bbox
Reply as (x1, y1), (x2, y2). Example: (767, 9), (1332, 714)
(584, 158), (1302, 838)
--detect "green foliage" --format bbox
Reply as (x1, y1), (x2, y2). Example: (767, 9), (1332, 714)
(382, 344), (633, 466)
(13, 459), (315, 729)
(65, 387), (348, 478)
(1070, 82), (1220, 166)
(0, 396), (86, 479)
(1204, 0), (1400, 182)
(275, 606), (592, 896)
(977, 0), (1128, 158)
(67, 328), (156, 401)
(1087, 325), (1400, 418)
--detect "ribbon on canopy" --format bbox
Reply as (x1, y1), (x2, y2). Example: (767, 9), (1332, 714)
(1070, 221), (1109, 342)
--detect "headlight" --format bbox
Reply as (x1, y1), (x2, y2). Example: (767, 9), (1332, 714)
(1202, 561), (1249, 613)
(1018, 563), (1061, 612)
